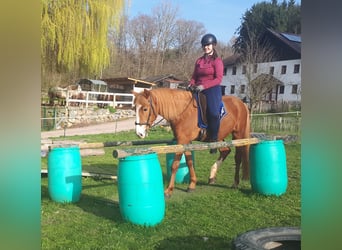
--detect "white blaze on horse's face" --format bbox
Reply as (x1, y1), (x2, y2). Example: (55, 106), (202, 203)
(135, 104), (148, 138)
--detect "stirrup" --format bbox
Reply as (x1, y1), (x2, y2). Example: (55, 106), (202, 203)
(197, 128), (207, 141)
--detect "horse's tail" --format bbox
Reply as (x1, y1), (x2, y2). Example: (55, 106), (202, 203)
(241, 103), (250, 180)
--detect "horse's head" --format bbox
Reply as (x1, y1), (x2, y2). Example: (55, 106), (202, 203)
(133, 89), (158, 138)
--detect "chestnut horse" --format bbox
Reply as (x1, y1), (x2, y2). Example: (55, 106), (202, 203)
(133, 88), (250, 198)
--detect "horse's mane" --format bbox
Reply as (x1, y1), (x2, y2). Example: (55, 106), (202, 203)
(150, 88), (194, 120)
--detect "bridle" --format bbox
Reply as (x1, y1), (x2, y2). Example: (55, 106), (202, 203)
(134, 96), (157, 127)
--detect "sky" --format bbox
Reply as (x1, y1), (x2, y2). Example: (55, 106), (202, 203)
(125, 0), (301, 44)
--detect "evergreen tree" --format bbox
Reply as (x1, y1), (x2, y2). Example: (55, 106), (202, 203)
(233, 0), (301, 53)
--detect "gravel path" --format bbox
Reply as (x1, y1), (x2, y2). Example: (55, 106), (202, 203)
(41, 117), (136, 140)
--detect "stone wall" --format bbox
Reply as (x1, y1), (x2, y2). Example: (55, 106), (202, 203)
(50, 107), (135, 129)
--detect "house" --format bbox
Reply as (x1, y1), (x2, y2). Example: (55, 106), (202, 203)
(143, 74), (186, 89)
(101, 77), (155, 93)
(222, 28), (301, 111)
(76, 79), (108, 92)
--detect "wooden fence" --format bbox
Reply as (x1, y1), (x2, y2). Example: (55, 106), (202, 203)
(250, 111), (301, 135)
(66, 91), (134, 108)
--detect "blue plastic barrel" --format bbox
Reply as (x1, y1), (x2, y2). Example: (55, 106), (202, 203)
(48, 146), (82, 203)
(166, 152), (194, 184)
(249, 140), (287, 196)
(118, 153), (165, 226)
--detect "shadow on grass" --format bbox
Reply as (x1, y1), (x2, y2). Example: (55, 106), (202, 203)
(41, 178), (124, 223)
(239, 188), (254, 196)
(196, 180), (235, 190)
(76, 193), (123, 222)
(82, 163), (118, 176)
(155, 235), (231, 250)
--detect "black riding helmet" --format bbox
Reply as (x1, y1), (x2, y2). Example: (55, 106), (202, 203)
(201, 33), (217, 46)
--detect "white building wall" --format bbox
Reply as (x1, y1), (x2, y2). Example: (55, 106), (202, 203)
(222, 59), (301, 103)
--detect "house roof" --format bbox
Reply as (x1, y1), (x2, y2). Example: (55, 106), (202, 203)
(223, 28), (301, 66)
(77, 79), (107, 85)
(101, 77), (156, 88)
(222, 54), (242, 66)
(252, 73), (284, 85)
(143, 74), (184, 83)
(266, 28), (301, 54)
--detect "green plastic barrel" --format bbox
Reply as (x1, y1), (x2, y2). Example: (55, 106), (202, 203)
(249, 140), (287, 196)
(118, 153), (165, 226)
(47, 146), (82, 203)
(166, 152), (194, 184)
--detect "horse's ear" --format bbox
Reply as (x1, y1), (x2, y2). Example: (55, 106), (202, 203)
(143, 88), (151, 98)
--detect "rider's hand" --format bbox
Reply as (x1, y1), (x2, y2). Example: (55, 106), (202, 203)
(195, 85), (205, 92)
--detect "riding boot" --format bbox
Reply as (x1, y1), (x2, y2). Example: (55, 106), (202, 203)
(209, 140), (218, 154)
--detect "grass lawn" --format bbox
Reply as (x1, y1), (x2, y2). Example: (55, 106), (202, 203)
(41, 127), (301, 249)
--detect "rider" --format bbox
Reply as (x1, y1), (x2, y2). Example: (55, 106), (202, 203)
(188, 33), (224, 153)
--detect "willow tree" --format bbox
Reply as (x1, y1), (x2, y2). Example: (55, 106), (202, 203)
(41, 0), (125, 88)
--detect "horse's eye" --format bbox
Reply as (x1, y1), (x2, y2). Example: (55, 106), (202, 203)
(143, 107), (148, 112)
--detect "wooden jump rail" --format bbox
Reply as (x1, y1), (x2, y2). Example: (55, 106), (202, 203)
(112, 138), (260, 159)
(47, 139), (174, 150)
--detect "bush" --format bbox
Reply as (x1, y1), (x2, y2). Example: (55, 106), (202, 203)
(107, 106), (116, 113)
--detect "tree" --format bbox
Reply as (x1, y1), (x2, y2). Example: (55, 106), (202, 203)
(169, 19), (205, 80)
(41, 0), (125, 89)
(236, 28), (278, 113)
(233, 0), (301, 52)
(152, 1), (179, 75)
(103, 1), (233, 81)
(127, 14), (156, 77)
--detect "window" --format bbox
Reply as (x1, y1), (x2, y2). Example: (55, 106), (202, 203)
(292, 84), (298, 94)
(269, 66), (274, 75)
(294, 64), (300, 73)
(223, 67), (227, 76)
(253, 64), (258, 73)
(240, 85), (246, 94)
(281, 65), (287, 74)
(242, 65), (246, 74)
(232, 66), (237, 75)
(279, 85), (285, 94)
(230, 85), (235, 94)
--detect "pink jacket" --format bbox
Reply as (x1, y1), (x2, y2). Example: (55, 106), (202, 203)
(189, 56), (224, 89)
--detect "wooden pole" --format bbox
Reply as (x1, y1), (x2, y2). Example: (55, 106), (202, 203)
(48, 139), (174, 150)
(112, 138), (260, 158)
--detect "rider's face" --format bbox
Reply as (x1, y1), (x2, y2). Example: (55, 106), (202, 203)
(202, 43), (214, 55)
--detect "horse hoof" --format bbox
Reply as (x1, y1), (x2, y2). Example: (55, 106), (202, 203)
(231, 184), (238, 189)
(187, 188), (195, 193)
(208, 178), (216, 184)
(164, 193), (172, 199)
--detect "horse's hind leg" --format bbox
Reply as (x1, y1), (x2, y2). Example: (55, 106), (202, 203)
(184, 151), (197, 192)
(232, 147), (243, 188)
(232, 145), (250, 188)
(208, 147), (231, 184)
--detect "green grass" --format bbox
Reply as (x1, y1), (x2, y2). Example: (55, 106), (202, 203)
(41, 127), (301, 249)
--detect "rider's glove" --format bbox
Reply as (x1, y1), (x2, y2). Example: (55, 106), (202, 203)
(195, 85), (205, 92)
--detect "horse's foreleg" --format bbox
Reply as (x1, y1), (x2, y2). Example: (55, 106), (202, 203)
(165, 153), (182, 198)
(184, 151), (196, 192)
(208, 147), (231, 184)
